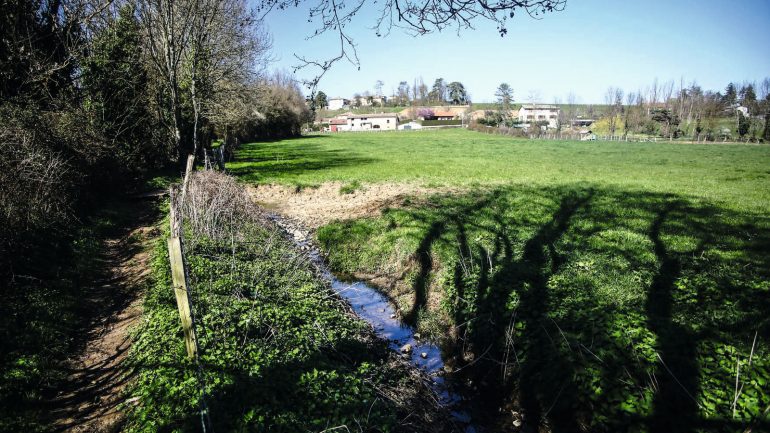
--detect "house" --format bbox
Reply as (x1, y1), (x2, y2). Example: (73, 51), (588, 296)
(571, 118), (594, 127)
(372, 95), (387, 106)
(328, 97), (351, 111)
(347, 113), (399, 131)
(518, 104), (560, 129)
(329, 117), (349, 132)
(428, 110), (456, 121)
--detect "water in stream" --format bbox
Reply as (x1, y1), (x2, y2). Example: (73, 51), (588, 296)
(330, 277), (476, 432)
(272, 215), (479, 432)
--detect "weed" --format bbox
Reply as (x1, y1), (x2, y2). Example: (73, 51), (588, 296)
(339, 180), (363, 195)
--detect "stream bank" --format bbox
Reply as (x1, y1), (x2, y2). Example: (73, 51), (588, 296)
(269, 213), (485, 433)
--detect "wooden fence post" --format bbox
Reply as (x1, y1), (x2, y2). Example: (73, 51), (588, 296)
(167, 155), (198, 359)
(168, 236), (197, 359)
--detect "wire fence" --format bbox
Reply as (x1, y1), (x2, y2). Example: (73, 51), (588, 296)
(165, 159), (320, 432)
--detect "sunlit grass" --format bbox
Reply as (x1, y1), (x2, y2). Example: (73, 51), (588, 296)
(230, 129), (770, 212)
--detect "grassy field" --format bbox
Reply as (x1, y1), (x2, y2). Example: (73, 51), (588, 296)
(229, 129), (770, 213)
(231, 130), (770, 432)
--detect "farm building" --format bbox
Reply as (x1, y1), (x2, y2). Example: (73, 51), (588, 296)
(329, 118), (349, 132)
(427, 110), (456, 121)
(353, 95), (387, 107)
(518, 104), (560, 129)
(347, 113), (399, 131)
(328, 97), (351, 110)
(571, 118), (594, 127)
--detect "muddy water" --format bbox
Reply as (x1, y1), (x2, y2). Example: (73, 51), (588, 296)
(270, 214), (479, 432)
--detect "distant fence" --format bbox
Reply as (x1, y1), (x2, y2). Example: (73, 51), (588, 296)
(527, 133), (764, 144)
(311, 124), (468, 134)
(527, 133), (666, 142)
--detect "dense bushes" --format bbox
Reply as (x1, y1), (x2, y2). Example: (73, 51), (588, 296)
(421, 119), (462, 126)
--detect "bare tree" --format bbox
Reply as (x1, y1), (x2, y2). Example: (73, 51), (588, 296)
(527, 89), (541, 106)
(417, 77), (428, 104)
(604, 86), (623, 137)
(188, 0), (270, 157)
(565, 91), (577, 127)
(661, 79), (674, 109)
(138, 0), (269, 163)
(137, 0), (196, 164)
(623, 91), (636, 137)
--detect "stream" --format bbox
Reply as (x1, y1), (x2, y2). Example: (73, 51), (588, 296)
(270, 214), (480, 433)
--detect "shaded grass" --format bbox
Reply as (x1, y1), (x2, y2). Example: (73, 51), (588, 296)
(229, 129), (770, 213)
(0, 198), (162, 432)
(318, 184), (770, 432)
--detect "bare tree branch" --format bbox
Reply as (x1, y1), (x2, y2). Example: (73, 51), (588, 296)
(256, 0), (567, 90)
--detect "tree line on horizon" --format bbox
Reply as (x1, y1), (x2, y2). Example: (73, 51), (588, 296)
(594, 78), (770, 141)
(313, 77), (471, 109)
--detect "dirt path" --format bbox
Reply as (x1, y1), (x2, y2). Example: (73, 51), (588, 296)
(248, 181), (461, 230)
(48, 198), (161, 433)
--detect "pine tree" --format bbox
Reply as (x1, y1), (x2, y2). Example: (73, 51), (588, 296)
(83, 5), (157, 175)
(740, 84), (757, 114)
(723, 82), (737, 107)
(737, 111), (750, 138)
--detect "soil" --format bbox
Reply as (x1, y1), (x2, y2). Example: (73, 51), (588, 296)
(48, 198), (161, 433)
(248, 181), (461, 230)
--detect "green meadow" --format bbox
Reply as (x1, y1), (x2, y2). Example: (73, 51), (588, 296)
(229, 129), (770, 212)
(231, 130), (770, 432)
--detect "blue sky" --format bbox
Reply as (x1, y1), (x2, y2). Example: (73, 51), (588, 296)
(259, 0), (770, 103)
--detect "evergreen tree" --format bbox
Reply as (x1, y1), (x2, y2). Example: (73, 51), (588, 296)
(723, 82), (737, 107)
(740, 84), (757, 113)
(737, 111), (750, 138)
(447, 82), (468, 105)
(83, 5), (159, 176)
(495, 83), (513, 110)
(429, 78), (446, 103)
(314, 91), (328, 109)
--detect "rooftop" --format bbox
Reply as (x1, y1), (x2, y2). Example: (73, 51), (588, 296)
(521, 104), (559, 110)
(347, 113), (399, 119)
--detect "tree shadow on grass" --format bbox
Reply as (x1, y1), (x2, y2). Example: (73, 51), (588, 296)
(339, 184), (770, 432)
(227, 139), (378, 184)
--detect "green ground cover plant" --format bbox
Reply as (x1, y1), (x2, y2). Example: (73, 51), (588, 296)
(124, 172), (447, 432)
(229, 129), (770, 212)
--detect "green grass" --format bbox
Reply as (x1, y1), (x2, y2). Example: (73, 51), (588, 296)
(229, 129), (770, 213)
(229, 129), (770, 432)
(339, 180), (363, 194)
(317, 185), (770, 432)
